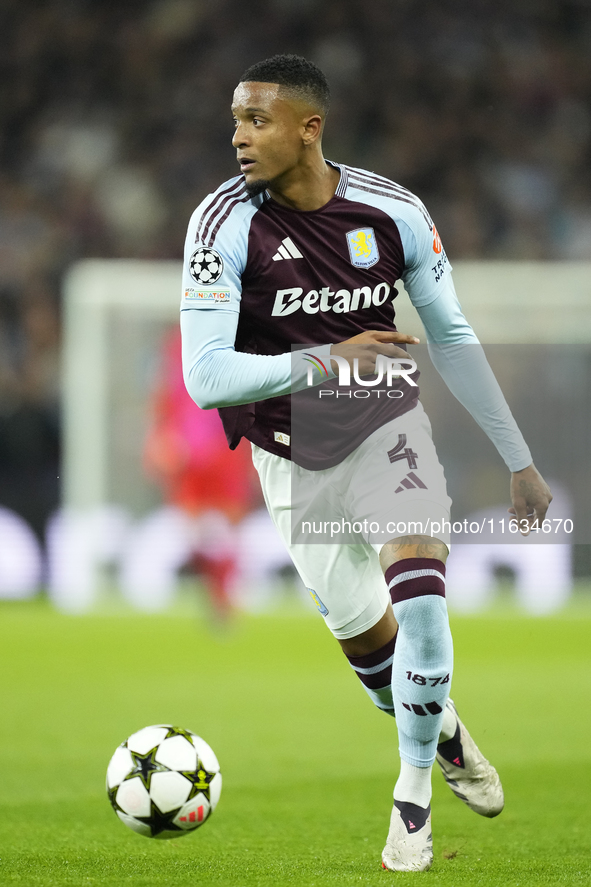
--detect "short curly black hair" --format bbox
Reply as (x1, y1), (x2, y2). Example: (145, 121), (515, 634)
(239, 54), (330, 115)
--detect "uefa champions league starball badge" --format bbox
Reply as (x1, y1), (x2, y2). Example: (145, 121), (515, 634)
(189, 247), (224, 285)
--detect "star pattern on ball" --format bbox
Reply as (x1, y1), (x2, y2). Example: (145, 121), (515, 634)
(182, 762), (216, 800)
(189, 247), (223, 285)
(124, 746), (168, 792)
(142, 802), (182, 837)
(165, 726), (194, 744)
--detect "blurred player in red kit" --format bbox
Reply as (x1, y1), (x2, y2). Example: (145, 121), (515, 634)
(145, 327), (256, 618)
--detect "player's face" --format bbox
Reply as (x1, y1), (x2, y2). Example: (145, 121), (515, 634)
(231, 82), (311, 191)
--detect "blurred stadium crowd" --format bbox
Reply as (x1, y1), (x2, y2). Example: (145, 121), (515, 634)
(1, 0), (591, 539)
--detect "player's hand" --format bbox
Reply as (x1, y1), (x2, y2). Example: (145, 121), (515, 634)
(508, 463), (553, 535)
(330, 330), (420, 376)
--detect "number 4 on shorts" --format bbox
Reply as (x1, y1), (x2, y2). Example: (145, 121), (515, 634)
(387, 434), (418, 469)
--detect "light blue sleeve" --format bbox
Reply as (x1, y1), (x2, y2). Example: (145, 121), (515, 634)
(180, 184), (249, 314)
(398, 205), (452, 308)
(181, 192), (334, 409)
(414, 275), (478, 344)
(182, 309), (285, 409)
(415, 277), (532, 472)
(181, 310), (335, 410)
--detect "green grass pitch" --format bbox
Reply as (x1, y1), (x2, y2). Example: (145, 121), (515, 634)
(0, 597), (589, 886)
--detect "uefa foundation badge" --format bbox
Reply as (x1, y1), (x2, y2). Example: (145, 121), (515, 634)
(346, 227), (380, 269)
(183, 288), (230, 307)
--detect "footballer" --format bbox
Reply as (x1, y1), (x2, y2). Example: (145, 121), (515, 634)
(180, 54), (552, 871)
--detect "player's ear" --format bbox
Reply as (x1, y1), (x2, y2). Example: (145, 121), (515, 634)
(302, 114), (323, 146)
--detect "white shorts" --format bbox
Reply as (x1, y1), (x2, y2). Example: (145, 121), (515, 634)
(252, 403), (451, 639)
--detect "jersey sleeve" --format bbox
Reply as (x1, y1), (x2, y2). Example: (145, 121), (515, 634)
(415, 278), (532, 472)
(180, 187), (335, 409)
(182, 310), (335, 410)
(181, 186), (251, 314)
(398, 201), (452, 309)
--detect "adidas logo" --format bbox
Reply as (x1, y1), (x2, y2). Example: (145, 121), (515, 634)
(394, 472), (427, 493)
(402, 701), (443, 716)
(272, 237), (304, 261)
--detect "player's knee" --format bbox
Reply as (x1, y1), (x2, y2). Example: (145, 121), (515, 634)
(379, 535), (449, 573)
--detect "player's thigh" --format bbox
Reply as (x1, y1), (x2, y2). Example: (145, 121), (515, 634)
(251, 444), (389, 639)
(347, 405), (452, 551)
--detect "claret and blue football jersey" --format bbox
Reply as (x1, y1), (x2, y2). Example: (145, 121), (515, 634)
(181, 162), (453, 468)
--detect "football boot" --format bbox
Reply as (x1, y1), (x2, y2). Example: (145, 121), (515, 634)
(436, 698), (504, 818)
(381, 800), (433, 872)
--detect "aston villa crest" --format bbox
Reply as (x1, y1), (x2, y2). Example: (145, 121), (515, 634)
(346, 227), (380, 269)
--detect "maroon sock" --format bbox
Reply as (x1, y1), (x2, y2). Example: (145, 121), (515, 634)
(344, 634), (397, 716)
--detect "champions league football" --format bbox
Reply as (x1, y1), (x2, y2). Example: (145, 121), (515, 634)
(106, 725), (222, 839)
